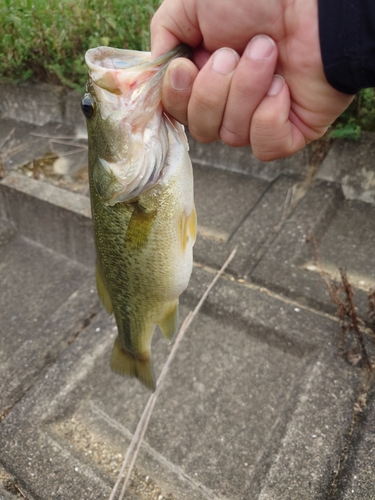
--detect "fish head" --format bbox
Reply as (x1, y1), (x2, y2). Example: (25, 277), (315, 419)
(83, 45), (190, 206)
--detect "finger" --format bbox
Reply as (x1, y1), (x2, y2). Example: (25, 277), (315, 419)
(250, 76), (308, 162)
(187, 48), (240, 143)
(150, 0), (202, 59)
(162, 58), (199, 125)
(219, 35), (277, 147)
(192, 47), (211, 70)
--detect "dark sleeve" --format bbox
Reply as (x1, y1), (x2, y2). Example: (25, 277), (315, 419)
(318, 0), (375, 94)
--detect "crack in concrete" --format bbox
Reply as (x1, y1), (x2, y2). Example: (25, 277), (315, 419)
(0, 308), (99, 424)
(327, 371), (375, 499)
(0, 465), (32, 500)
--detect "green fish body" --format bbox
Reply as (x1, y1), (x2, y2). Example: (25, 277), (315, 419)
(83, 46), (196, 390)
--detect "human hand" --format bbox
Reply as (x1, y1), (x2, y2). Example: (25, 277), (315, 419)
(151, 0), (353, 161)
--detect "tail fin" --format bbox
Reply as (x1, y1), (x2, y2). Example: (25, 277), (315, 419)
(110, 338), (156, 391)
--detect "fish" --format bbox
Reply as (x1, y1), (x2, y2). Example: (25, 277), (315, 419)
(82, 45), (196, 390)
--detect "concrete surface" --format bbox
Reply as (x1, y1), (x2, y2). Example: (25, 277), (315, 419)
(0, 83), (85, 131)
(1, 85), (375, 500)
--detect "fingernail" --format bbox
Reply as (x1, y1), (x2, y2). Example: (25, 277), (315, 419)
(212, 48), (239, 75)
(246, 35), (275, 61)
(267, 75), (284, 96)
(170, 62), (192, 91)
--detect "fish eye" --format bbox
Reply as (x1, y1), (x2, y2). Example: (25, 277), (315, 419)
(81, 94), (95, 119)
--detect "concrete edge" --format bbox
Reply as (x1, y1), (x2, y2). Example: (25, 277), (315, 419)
(0, 173), (94, 266)
(0, 82), (322, 181)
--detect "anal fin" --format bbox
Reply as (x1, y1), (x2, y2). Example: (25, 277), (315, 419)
(96, 264), (113, 314)
(159, 301), (179, 343)
(110, 338), (156, 391)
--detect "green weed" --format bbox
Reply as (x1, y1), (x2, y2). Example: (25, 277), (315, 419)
(0, 0), (160, 91)
(0, 1), (374, 135)
(330, 88), (375, 140)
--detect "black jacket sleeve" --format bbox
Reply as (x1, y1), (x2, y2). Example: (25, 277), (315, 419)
(318, 0), (375, 94)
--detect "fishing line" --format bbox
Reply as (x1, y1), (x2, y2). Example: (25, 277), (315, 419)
(108, 247), (237, 500)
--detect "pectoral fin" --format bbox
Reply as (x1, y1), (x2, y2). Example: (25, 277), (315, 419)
(180, 206), (197, 252)
(96, 264), (113, 314)
(159, 301), (179, 343)
(189, 205), (197, 245)
(110, 338), (156, 391)
(125, 201), (157, 250)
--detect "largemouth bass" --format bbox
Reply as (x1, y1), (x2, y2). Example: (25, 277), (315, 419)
(82, 45), (196, 390)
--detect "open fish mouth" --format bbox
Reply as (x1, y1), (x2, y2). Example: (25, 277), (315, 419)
(86, 44), (191, 72)
(84, 44), (191, 123)
(85, 44), (191, 95)
(83, 45), (191, 206)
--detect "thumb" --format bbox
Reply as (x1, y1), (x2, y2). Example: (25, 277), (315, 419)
(150, 0), (201, 59)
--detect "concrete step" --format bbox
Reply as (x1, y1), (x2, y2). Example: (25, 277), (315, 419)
(0, 116), (374, 499)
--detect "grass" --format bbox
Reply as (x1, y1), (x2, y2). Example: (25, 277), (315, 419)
(0, 0), (374, 137)
(0, 0), (161, 91)
(329, 88), (375, 139)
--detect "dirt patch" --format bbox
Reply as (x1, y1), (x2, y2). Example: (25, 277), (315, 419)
(54, 416), (175, 500)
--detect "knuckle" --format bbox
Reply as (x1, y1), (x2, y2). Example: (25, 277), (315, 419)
(251, 134), (295, 162)
(188, 123), (219, 143)
(252, 106), (281, 129)
(150, 12), (159, 34)
(231, 78), (256, 99)
(220, 124), (249, 147)
(193, 88), (219, 113)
